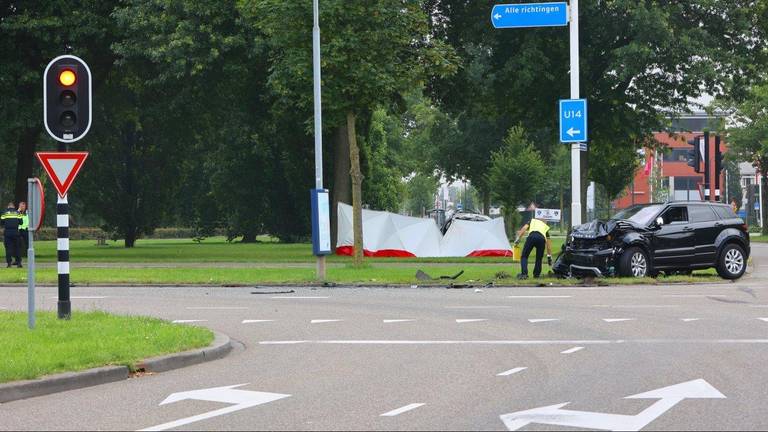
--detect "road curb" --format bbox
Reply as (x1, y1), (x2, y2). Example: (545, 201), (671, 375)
(0, 331), (232, 403)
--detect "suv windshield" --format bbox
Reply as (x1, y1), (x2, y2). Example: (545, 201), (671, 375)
(611, 204), (664, 226)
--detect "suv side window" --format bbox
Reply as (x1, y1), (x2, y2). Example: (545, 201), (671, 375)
(713, 205), (738, 220)
(688, 205), (718, 223)
(661, 206), (688, 224)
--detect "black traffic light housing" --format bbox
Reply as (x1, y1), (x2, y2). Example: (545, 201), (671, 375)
(44, 55), (92, 143)
(686, 135), (702, 173)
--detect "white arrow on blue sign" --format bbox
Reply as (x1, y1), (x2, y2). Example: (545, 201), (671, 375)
(559, 99), (587, 143)
(491, 2), (569, 29)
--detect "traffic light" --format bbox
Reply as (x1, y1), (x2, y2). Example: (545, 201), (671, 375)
(686, 135), (701, 173)
(44, 55), (92, 143)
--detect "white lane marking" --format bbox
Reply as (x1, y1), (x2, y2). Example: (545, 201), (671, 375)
(497, 367), (527, 376)
(592, 305), (679, 308)
(456, 319), (488, 323)
(271, 296), (329, 299)
(680, 318), (701, 322)
(258, 339), (768, 346)
(663, 294), (727, 298)
(499, 379), (725, 432)
(561, 347), (584, 354)
(138, 384), (290, 432)
(310, 319), (343, 324)
(383, 319), (416, 323)
(172, 320), (208, 324)
(602, 318), (635, 323)
(508, 295), (572, 299)
(528, 319), (560, 323)
(49, 296), (107, 299)
(242, 320), (275, 324)
(380, 403), (425, 417)
(758, 318), (768, 322)
(186, 307), (248, 310)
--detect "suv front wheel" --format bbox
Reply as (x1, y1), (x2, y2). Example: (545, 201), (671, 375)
(619, 247), (649, 278)
(716, 243), (747, 280)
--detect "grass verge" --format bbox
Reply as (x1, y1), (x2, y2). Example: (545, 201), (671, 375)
(0, 310), (213, 384)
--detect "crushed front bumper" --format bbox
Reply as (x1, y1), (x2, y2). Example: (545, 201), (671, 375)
(553, 247), (621, 278)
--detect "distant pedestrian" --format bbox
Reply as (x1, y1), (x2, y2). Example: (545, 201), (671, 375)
(1, 202), (23, 268)
(513, 203), (552, 279)
(731, 198), (739, 214)
(18, 201), (28, 251)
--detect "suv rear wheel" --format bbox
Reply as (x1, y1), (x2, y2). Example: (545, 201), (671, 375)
(619, 247), (649, 278)
(716, 243), (747, 280)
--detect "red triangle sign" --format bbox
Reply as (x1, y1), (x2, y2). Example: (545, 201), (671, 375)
(36, 152), (89, 198)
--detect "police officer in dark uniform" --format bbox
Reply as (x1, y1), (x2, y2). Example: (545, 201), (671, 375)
(513, 203), (552, 279)
(1, 202), (23, 268)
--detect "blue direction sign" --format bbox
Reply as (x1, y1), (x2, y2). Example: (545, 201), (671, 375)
(491, 2), (569, 29)
(559, 99), (587, 143)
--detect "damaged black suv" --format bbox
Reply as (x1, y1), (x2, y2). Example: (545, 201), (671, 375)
(553, 201), (750, 280)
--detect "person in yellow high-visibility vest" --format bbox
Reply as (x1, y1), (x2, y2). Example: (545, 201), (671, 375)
(513, 204), (552, 279)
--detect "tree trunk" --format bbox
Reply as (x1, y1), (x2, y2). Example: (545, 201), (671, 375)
(14, 127), (40, 205)
(481, 188), (490, 215)
(331, 125), (351, 251)
(348, 112), (364, 266)
(125, 227), (137, 248)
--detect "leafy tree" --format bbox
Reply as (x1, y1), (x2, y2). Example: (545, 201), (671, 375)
(721, 84), (768, 235)
(250, 0), (457, 265)
(403, 173), (437, 216)
(362, 108), (406, 212)
(487, 126), (545, 234)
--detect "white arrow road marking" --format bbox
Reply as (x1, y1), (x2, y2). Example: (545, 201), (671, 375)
(561, 346), (584, 354)
(380, 403), (425, 417)
(456, 319), (488, 323)
(311, 319), (343, 324)
(500, 378), (725, 431)
(497, 367), (527, 377)
(242, 320), (275, 324)
(566, 127), (581, 137)
(383, 319), (416, 323)
(528, 319), (560, 323)
(138, 384), (290, 431)
(603, 318), (635, 323)
(681, 318), (701, 322)
(171, 320), (208, 324)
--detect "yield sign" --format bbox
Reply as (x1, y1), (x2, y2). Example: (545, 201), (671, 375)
(35, 152), (88, 198)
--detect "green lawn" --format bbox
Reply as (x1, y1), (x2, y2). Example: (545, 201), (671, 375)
(24, 237), (565, 263)
(0, 311), (213, 383)
(751, 235), (768, 242)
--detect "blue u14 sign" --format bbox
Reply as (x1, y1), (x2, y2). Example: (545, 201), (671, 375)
(491, 2), (569, 29)
(559, 99), (588, 143)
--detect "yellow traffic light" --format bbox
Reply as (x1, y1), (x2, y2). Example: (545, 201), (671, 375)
(58, 69), (76, 86)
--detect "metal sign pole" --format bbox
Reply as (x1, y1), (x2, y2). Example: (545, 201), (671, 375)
(569, 0), (582, 227)
(26, 178), (36, 330)
(313, 0), (327, 280)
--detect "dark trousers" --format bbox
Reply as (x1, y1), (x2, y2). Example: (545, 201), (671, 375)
(520, 232), (545, 278)
(4, 235), (21, 265)
(19, 229), (28, 251)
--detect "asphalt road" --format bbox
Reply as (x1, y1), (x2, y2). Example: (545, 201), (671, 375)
(0, 243), (767, 431)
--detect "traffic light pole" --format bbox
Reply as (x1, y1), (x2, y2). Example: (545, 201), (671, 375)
(57, 142), (71, 319)
(569, 0), (582, 227)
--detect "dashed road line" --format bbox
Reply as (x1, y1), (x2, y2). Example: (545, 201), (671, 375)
(310, 319), (343, 324)
(758, 318), (768, 322)
(680, 318), (701, 322)
(497, 367), (527, 376)
(171, 320), (208, 324)
(528, 319), (560, 323)
(380, 403), (425, 417)
(602, 318), (635, 323)
(663, 294), (727, 298)
(561, 346), (585, 354)
(242, 320), (275, 324)
(383, 319), (416, 323)
(507, 295), (572, 299)
(456, 319), (488, 323)
(271, 296), (329, 299)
